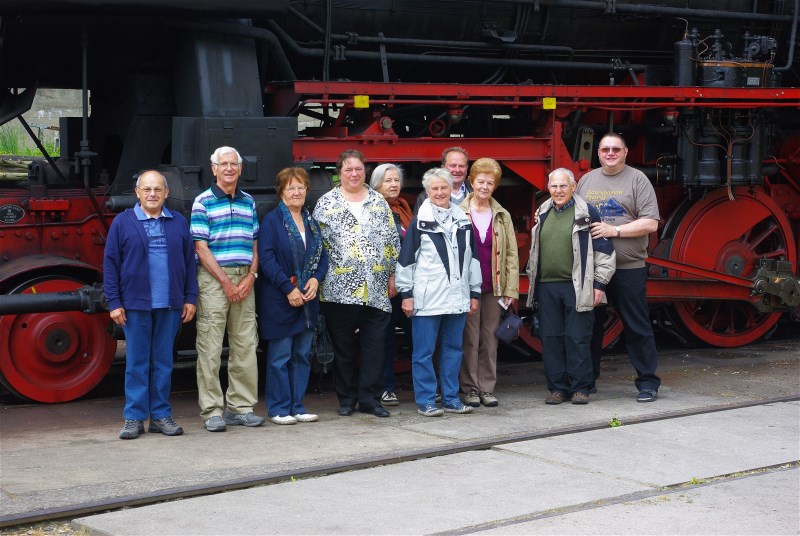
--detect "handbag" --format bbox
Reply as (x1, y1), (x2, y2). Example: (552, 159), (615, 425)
(312, 314), (335, 373)
(495, 305), (523, 344)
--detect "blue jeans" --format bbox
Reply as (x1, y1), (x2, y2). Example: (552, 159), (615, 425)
(265, 329), (314, 417)
(411, 313), (466, 407)
(122, 309), (182, 421)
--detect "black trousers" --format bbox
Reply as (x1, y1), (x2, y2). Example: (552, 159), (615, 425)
(321, 302), (391, 410)
(538, 281), (594, 395)
(591, 267), (661, 392)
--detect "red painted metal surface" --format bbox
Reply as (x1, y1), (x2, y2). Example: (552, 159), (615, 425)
(0, 277), (115, 402)
(0, 190), (112, 274)
(273, 81), (800, 107)
(667, 186), (797, 347)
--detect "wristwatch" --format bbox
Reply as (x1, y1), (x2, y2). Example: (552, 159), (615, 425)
(614, 226), (621, 238)
(249, 271), (258, 279)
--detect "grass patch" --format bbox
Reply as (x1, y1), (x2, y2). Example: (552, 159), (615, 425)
(0, 124), (60, 157)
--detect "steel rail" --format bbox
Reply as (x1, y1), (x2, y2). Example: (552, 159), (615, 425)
(1, 395), (797, 529)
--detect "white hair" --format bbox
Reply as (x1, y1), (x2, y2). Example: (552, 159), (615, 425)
(547, 167), (576, 186)
(210, 146), (242, 165)
(369, 163), (404, 190)
(422, 167), (454, 190)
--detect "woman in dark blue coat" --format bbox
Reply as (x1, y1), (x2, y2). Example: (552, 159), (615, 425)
(257, 167), (328, 425)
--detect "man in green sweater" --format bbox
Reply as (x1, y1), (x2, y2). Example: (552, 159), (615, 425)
(526, 168), (616, 405)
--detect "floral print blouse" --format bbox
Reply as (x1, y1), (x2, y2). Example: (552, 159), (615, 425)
(313, 186), (400, 313)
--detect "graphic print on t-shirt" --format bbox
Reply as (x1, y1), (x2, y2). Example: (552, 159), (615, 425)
(596, 197), (628, 221)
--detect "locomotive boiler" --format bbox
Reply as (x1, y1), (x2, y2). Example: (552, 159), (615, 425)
(0, 0), (798, 402)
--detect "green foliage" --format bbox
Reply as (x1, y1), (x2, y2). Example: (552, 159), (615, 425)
(608, 417), (623, 427)
(0, 124), (60, 157)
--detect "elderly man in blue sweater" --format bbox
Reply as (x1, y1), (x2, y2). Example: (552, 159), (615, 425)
(104, 170), (198, 439)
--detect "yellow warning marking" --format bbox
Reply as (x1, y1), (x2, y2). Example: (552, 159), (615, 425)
(354, 95), (370, 108)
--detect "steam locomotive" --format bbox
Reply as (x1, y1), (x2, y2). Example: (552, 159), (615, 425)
(0, 0), (798, 402)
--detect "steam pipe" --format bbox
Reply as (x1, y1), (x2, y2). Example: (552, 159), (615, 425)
(78, 24), (108, 232)
(323, 0), (332, 81)
(267, 20), (644, 72)
(286, 5), (575, 57)
(490, 0), (793, 23)
(775, 0), (799, 71)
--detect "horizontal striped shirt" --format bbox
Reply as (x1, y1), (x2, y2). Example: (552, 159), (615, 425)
(191, 184), (258, 267)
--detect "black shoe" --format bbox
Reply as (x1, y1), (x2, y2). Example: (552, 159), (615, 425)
(637, 389), (658, 402)
(588, 386), (598, 394)
(359, 405), (390, 418)
(337, 406), (354, 416)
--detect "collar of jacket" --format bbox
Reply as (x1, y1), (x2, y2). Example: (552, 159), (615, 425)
(459, 193), (510, 218)
(332, 184), (380, 205)
(537, 195), (591, 227)
(416, 198), (471, 232)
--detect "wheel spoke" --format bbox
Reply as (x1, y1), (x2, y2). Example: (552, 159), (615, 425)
(668, 187), (794, 347)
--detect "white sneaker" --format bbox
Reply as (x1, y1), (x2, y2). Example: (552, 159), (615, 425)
(269, 415), (298, 425)
(291, 413), (318, 423)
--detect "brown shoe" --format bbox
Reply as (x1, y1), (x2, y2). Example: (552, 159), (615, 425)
(571, 392), (589, 405)
(545, 391), (565, 405)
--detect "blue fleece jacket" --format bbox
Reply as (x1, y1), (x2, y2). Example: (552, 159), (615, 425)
(103, 206), (198, 312)
(256, 207), (328, 340)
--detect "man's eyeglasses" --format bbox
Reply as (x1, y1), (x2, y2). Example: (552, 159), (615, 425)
(599, 146), (624, 154)
(137, 187), (165, 195)
(214, 162), (241, 169)
(548, 184), (571, 191)
(285, 186), (307, 193)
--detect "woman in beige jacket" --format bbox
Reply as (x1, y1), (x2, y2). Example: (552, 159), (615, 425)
(458, 158), (519, 407)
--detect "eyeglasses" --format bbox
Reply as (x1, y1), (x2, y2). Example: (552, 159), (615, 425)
(548, 184), (571, 191)
(285, 186), (307, 193)
(214, 162), (241, 169)
(137, 187), (165, 195)
(599, 146), (625, 154)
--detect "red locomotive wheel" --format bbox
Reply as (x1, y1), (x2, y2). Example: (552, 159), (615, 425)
(668, 187), (797, 348)
(0, 277), (116, 403)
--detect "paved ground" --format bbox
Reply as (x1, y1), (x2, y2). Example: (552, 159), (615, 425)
(72, 402), (800, 535)
(1, 334), (798, 534)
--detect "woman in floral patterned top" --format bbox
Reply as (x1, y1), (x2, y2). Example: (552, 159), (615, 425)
(312, 150), (400, 418)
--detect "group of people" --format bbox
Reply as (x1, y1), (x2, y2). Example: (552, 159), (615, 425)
(104, 134), (661, 439)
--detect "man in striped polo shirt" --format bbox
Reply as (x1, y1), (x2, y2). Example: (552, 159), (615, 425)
(191, 146), (265, 432)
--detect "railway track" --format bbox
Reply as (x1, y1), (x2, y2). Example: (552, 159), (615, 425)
(2, 394), (798, 530)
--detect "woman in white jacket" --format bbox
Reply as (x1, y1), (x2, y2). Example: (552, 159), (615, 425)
(395, 168), (482, 417)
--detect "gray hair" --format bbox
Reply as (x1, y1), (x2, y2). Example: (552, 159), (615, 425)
(210, 146), (242, 165)
(547, 167), (576, 186)
(369, 163), (404, 190)
(135, 170), (168, 189)
(422, 167), (453, 191)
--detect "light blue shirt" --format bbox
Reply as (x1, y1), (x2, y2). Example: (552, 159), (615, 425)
(134, 204), (172, 309)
